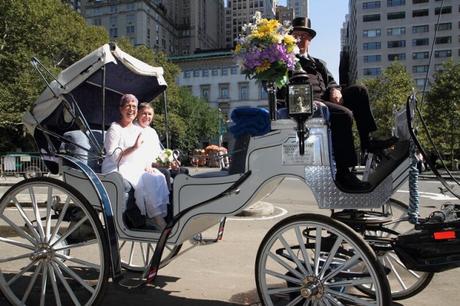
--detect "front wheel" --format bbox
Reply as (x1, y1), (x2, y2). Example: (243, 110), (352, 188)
(0, 177), (110, 305)
(256, 213), (391, 306)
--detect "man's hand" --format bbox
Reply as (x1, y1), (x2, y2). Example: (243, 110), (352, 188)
(329, 88), (343, 105)
(170, 160), (181, 171)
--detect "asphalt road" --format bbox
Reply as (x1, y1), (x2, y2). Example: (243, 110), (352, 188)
(0, 175), (459, 306)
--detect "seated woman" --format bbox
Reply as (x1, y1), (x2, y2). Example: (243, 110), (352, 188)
(135, 102), (188, 191)
(101, 94), (169, 230)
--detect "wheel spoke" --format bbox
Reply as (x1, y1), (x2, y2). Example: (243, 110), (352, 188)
(267, 286), (302, 295)
(323, 254), (360, 281)
(385, 253), (407, 290)
(387, 252), (421, 278)
(326, 277), (373, 287)
(118, 240), (126, 250)
(0, 252), (34, 263)
(314, 226), (322, 276)
(327, 289), (376, 306)
(279, 234), (309, 276)
(29, 186), (45, 241)
(140, 243), (146, 266)
(0, 214), (37, 245)
(128, 241), (135, 266)
(40, 260), (48, 306)
(13, 198), (41, 241)
(51, 216), (89, 248)
(53, 258), (96, 294)
(266, 269), (303, 285)
(45, 186), (53, 241)
(48, 264), (62, 306)
(53, 239), (98, 251)
(22, 261), (43, 303)
(295, 226), (314, 275)
(51, 261), (81, 306)
(324, 293), (345, 306)
(268, 252), (305, 279)
(286, 294), (304, 306)
(55, 253), (100, 270)
(319, 237), (343, 279)
(7, 260), (38, 286)
(0, 236), (35, 251)
(49, 197), (71, 243)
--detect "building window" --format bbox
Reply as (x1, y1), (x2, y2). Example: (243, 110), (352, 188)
(183, 70), (191, 78)
(387, 12), (406, 20)
(388, 40), (406, 48)
(412, 25), (429, 33)
(126, 25), (135, 34)
(434, 64), (444, 72)
(435, 36), (452, 44)
(414, 78), (426, 89)
(412, 65), (429, 73)
(363, 14), (381, 22)
(387, 0), (405, 7)
(364, 55), (381, 62)
(413, 9), (429, 17)
(435, 6), (452, 15)
(363, 68), (381, 76)
(200, 85), (210, 101)
(212, 69), (218, 76)
(221, 67), (228, 76)
(110, 5), (118, 13)
(110, 16), (117, 26)
(363, 42), (381, 50)
(363, 29), (381, 37)
(109, 27), (118, 38)
(193, 70), (200, 77)
(435, 50), (452, 58)
(436, 23), (452, 31)
(93, 18), (101, 26)
(202, 69), (209, 77)
(231, 66), (238, 75)
(412, 51), (429, 59)
(413, 0), (428, 3)
(260, 85), (268, 99)
(388, 53), (406, 61)
(387, 26), (406, 36)
(412, 38), (429, 46)
(219, 84), (229, 99)
(363, 1), (381, 9)
(239, 83), (249, 100)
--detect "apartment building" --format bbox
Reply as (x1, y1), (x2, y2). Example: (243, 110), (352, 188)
(342, 0), (460, 90)
(287, 0), (309, 18)
(81, 0), (224, 56)
(276, 5), (295, 25)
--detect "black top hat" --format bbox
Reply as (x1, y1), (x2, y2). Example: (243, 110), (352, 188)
(291, 17), (316, 38)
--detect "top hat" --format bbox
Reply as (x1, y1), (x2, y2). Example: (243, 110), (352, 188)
(291, 17), (316, 38)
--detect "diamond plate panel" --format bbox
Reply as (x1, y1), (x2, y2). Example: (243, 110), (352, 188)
(305, 166), (393, 209)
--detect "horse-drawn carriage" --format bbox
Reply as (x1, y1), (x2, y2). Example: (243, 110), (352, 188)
(0, 43), (459, 306)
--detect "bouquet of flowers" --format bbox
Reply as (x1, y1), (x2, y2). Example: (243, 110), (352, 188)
(234, 11), (299, 88)
(156, 148), (174, 167)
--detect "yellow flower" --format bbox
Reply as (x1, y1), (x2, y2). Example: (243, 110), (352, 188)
(283, 34), (296, 46)
(234, 44), (242, 53)
(255, 60), (271, 73)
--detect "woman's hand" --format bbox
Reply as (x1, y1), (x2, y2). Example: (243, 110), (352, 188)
(133, 132), (144, 149)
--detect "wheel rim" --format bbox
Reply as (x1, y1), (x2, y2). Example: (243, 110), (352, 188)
(257, 215), (389, 305)
(0, 178), (107, 306)
(119, 239), (181, 271)
(360, 199), (433, 300)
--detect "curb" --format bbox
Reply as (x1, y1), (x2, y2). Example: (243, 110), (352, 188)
(237, 201), (275, 217)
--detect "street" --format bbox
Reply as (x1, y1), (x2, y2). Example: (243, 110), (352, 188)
(0, 175), (459, 305)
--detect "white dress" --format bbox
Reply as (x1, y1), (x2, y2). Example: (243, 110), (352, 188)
(101, 122), (169, 218)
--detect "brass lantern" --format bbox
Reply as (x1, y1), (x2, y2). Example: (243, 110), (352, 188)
(287, 67), (313, 155)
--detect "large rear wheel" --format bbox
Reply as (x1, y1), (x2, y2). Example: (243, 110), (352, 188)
(256, 213), (391, 306)
(0, 177), (110, 305)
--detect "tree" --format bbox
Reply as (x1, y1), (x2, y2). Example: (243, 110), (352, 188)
(423, 60), (460, 168)
(361, 62), (414, 138)
(0, 0), (108, 150)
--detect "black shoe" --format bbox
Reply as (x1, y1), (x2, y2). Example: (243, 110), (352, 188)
(367, 136), (399, 153)
(336, 168), (371, 191)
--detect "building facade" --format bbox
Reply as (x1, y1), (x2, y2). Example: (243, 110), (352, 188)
(342, 0), (460, 90)
(276, 5), (295, 25)
(81, 0), (224, 55)
(287, 0), (309, 18)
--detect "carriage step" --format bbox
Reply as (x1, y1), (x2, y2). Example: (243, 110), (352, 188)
(118, 276), (147, 289)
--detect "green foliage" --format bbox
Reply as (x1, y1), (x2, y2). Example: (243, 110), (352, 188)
(0, 0), (108, 150)
(423, 60), (460, 165)
(362, 62), (414, 138)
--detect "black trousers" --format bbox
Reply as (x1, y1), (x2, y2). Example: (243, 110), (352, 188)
(322, 85), (377, 168)
(157, 166), (190, 191)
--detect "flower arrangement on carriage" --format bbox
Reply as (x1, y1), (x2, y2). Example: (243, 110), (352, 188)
(233, 11), (299, 89)
(156, 148), (174, 167)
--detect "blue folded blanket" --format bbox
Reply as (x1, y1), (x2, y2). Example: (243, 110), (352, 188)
(229, 107), (270, 138)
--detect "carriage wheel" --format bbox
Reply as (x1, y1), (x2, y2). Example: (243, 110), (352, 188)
(0, 177), (110, 306)
(119, 239), (182, 272)
(256, 213), (391, 306)
(358, 198), (434, 300)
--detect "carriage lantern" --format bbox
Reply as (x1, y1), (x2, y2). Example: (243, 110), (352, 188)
(287, 66), (313, 155)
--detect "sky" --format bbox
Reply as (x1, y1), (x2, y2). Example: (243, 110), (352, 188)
(278, 1), (349, 81)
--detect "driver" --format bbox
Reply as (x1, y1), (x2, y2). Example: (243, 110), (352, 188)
(284, 17), (398, 190)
